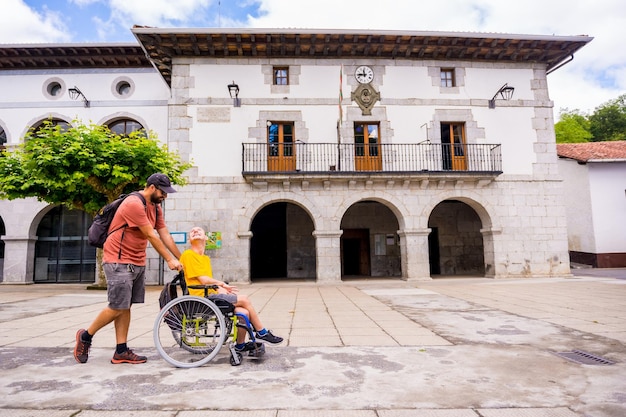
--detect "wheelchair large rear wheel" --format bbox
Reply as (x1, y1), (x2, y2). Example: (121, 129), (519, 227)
(154, 296), (227, 368)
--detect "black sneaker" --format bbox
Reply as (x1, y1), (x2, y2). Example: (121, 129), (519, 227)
(111, 349), (147, 364)
(73, 329), (91, 364)
(255, 330), (283, 344)
(235, 341), (257, 352)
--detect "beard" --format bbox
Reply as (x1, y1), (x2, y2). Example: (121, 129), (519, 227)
(150, 194), (164, 204)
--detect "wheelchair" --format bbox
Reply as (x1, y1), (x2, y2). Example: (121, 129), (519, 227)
(154, 271), (265, 368)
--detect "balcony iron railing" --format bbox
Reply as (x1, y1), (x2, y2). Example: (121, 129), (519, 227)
(242, 142), (502, 175)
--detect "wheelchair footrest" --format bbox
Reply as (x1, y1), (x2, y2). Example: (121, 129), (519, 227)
(248, 342), (266, 358)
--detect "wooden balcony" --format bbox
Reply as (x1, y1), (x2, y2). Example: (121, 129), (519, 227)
(242, 142), (502, 181)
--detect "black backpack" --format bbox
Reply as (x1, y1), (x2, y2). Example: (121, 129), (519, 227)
(158, 272), (186, 309)
(87, 192), (154, 249)
(158, 272), (187, 331)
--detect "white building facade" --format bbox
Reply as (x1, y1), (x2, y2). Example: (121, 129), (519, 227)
(0, 29), (592, 284)
(557, 142), (626, 267)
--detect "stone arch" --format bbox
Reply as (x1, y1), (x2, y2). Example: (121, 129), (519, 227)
(330, 190), (409, 231)
(98, 112), (150, 132)
(339, 197), (403, 278)
(246, 196), (318, 281)
(240, 192), (320, 233)
(422, 191), (498, 278)
(0, 119), (10, 145)
(21, 113), (73, 141)
(419, 190), (498, 231)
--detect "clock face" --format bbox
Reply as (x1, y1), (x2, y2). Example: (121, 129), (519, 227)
(355, 66), (374, 84)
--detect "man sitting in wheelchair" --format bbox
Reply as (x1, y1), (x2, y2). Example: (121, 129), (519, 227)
(180, 226), (283, 353)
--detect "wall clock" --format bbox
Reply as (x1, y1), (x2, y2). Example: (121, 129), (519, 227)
(355, 65), (374, 84)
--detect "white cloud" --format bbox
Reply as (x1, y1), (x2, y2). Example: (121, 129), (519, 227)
(69, 0), (102, 6)
(246, 0), (626, 115)
(108, 0), (213, 27)
(2, 0), (623, 115)
(0, 0), (71, 43)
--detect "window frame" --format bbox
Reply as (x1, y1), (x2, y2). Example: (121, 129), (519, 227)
(440, 68), (455, 87)
(107, 118), (145, 137)
(273, 67), (289, 85)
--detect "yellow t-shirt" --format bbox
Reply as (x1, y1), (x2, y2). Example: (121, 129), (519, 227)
(180, 249), (216, 297)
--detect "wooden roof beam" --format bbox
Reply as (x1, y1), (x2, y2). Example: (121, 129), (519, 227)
(190, 34), (200, 55)
(207, 35), (215, 55)
(221, 34), (229, 56)
(236, 34), (243, 56)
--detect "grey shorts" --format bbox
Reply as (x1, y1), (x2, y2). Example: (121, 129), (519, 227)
(208, 293), (237, 304)
(103, 263), (146, 309)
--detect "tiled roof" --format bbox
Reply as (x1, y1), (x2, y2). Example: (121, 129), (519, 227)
(0, 44), (150, 69)
(130, 27), (592, 86)
(557, 141), (626, 162)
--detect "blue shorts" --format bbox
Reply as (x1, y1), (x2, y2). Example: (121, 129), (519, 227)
(208, 293), (237, 304)
(103, 263), (146, 309)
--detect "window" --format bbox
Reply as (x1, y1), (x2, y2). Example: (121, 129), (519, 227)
(48, 82), (62, 96)
(112, 77), (135, 99)
(273, 67), (289, 85)
(440, 69), (455, 87)
(32, 118), (71, 135)
(0, 127), (6, 147)
(43, 77), (66, 100)
(34, 206), (95, 283)
(117, 81), (131, 96)
(108, 119), (145, 136)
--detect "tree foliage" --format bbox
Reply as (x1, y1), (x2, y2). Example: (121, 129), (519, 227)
(555, 109), (592, 143)
(589, 94), (626, 141)
(555, 94), (626, 143)
(0, 121), (192, 215)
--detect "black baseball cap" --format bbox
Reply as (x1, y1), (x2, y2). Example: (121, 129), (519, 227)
(147, 173), (177, 193)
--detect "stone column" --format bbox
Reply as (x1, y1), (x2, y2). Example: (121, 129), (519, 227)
(481, 227), (501, 278)
(313, 230), (343, 283)
(398, 228), (432, 281)
(1, 237), (36, 284)
(236, 231), (253, 284)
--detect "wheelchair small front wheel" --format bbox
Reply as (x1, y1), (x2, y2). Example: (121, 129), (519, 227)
(154, 296), (227, 368)
(230, 352), (243, 366)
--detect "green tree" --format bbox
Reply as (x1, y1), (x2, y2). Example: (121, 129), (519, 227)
(554, 109), (592, 143)
(0, 120), (192, 286)
(589, 94), (626, 141)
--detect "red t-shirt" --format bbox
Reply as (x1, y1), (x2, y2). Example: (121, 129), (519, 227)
(103, 194), (165, 266)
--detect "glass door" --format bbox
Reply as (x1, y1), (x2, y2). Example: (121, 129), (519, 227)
(440, 122), (467, 171)
(267, 121), (295, 171)
(354, 122), (382, 171)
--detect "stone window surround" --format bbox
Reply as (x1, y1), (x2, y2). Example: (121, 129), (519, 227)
(428, 66), (465, 95)
(428, 109), (485, 144)
(111, 76), (136, 99)
(42, 77), (66, 100)
(262, 64), (301, 95)
(250, 110), (308, 144)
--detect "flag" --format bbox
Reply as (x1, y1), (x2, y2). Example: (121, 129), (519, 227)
(338, 64), (343, 122)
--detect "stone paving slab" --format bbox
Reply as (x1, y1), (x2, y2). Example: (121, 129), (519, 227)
(0, 410), (582, 417)
(1, 275), (625, 417)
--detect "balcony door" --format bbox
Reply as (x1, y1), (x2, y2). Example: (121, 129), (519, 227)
(441, 123), (467, 171)
(267, 121), (295, 172)
(354, 122), (382, 171)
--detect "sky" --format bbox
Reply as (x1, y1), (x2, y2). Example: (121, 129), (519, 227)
(1, 0), (625, 118)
